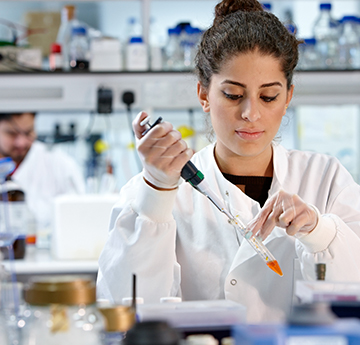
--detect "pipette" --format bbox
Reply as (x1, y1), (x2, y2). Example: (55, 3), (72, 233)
(142, 117), (283, 277)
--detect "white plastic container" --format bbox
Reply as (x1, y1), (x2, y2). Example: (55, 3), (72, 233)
(52, 194), (119, 260)
(90, 38), (123, 71)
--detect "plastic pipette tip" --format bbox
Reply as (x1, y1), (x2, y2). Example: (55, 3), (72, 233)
(267, 260), (283, 276)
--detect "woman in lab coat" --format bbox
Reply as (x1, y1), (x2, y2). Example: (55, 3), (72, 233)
(97, 0), (360, 323)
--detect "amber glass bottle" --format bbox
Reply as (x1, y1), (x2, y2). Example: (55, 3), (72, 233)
(0, 180), (27, 259)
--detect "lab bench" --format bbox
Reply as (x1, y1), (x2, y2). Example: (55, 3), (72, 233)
(1, 245), (98, 283)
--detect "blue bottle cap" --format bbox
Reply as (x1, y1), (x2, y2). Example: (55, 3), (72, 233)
(320, 3), (331, 10)
(72, 26), (87, 35)
(341, 16), (358, 23)
(129, 36), (143, 43)
(304, 38), (316, 45)
(262, 3), (272, 11)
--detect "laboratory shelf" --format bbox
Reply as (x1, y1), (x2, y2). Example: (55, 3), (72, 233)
(2, 246), (98, 283)
(0, 70), (359, 112)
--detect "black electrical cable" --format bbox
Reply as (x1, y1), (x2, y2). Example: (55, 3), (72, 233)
(121, 91), (142, 172)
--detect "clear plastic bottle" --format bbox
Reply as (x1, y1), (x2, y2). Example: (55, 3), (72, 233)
(338, 16), (360, 69)
(124, 17), (148, 71)
(69, 26), (90, 70)
(313, 3), (340, 69)
(149, 17), (165, 71)
(298, 38), (322, 70)
(164, 27), (182, 70)
(124, 17), (142, 44)
(183, 26), (202, 70)
(56, 5), (79, 71)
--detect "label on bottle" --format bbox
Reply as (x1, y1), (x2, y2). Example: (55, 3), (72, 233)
(0, 201), (28, 235)
(126, 42), (148, 71)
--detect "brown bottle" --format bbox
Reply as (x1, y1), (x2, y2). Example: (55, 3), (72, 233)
(316, 263), (326, 281)
(0, 180), (27, 259)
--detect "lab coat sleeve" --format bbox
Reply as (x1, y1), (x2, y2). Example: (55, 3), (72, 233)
(96, 176), (181, 303)
(296, 184), (360, 281)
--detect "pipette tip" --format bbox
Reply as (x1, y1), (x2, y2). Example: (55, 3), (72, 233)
(267, 260), (283, 276)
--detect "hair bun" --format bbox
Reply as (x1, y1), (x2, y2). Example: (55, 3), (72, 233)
(215, 0), (263, 20)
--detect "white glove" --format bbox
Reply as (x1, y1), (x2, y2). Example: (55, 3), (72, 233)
(133, 111), (193, 190)
(246, 190), (319, 241)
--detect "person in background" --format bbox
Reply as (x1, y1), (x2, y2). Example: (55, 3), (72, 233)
(97, 0), (360, 322)
(0, 112), (86, 243)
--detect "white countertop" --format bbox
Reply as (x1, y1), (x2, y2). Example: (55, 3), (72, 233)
(2, 246), (98, 275)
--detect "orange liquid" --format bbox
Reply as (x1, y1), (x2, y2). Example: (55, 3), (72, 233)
(26, 235), (36, 245)
(267, 260), (283, 276)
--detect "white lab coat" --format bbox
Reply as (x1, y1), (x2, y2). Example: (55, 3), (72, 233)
(97, 142), (360, 323)
(12, 141), (86, 227)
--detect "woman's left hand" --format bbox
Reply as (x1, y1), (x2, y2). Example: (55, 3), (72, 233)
(246, 190), (319, 241)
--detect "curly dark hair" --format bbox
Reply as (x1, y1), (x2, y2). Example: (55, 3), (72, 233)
(195, 0), (301, 90)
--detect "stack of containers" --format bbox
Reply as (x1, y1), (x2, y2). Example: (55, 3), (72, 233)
(298, 3), (360, 70)
(164, 23), (203, 71)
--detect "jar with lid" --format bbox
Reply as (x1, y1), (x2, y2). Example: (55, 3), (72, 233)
(98, 304), (136, 345)
(21, 275), (105, 345)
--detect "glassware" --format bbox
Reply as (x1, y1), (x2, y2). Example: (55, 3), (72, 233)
(338, 16), (360, 69)
(98, 305), (136, 345)
(0, 157), (16, 248)
(21, 275), (105, 345)
(313, 3), (340, 69)
(69, 26), (90, 70)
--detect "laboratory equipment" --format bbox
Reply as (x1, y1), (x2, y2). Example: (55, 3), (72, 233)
(142, 118), (283, 276)
(0, 179), (27, 259)
(338, 16), (360, 69)
(69, 26), (89, 70)
(49, 43), (63, 71)
(56, 5), (79, 71)
(232, 319), (360, 345)
(98, 305), (136, 345)
(52, 194), (119, 260)
(0, 157), (16, 247)
(312, 3), (340, 69)
(137, 300), (245, 338)
(22, 275), (104, 345)
(124, 320), (182, 345)
(126, 37), (148, 71)
(297, 38), (322, 70)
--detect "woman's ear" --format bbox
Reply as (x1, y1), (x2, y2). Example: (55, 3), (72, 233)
(284, 85), (294, 114)
(197, 82), (210, 113)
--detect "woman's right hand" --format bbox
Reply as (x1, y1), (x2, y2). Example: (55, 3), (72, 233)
(133, 111), (193, 190)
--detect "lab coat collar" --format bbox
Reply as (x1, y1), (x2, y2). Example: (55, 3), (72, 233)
(195, 142), (288, 269)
